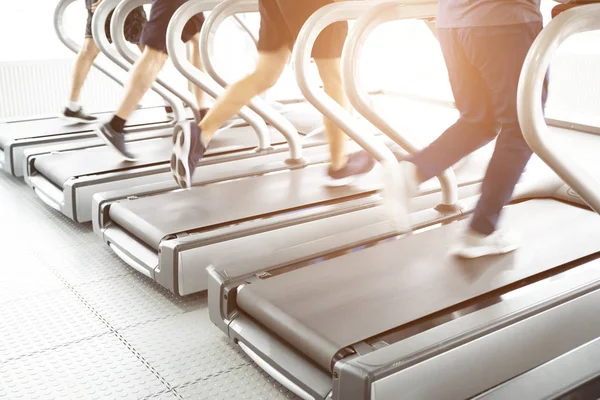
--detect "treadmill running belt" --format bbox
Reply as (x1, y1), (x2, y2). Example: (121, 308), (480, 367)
(236, 199), (600, 371)
(108, 164), (381, 250)
(0, 107), (173, 148)
(34, 125), (286, 187)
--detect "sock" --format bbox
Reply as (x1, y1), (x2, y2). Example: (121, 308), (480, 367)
(109, 115), (126, 134)
(67, 101), (81, 112)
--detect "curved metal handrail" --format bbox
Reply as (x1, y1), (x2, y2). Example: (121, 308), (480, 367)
(518, 4), (600, 214)
(199, 0), (303, 162)
(54, 0), (122, 90)
(111, 0), (199, 123)
(294, 1), (397, 164)
(166, 1), (277, 155)
(233, 14), (258, 46)
(91, 0), (181, 126)
(294, 1), (413, 224)
(343, 0), (459, 207)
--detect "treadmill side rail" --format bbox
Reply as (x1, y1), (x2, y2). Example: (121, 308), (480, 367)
(207, 267), (333, 399)
(103, 224), (159, 278)
(230, 313), (334, 400)
(476, 336), (600, 400)
(334, 260), (600, 400)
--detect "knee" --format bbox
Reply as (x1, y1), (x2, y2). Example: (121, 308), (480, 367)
(80, 39), (100, 60)
(457, 118), (499, 140)
(141, 47), (168, 67)
(249, 69), (280, 92)
(187, 33), (200, 47)
(315, 58), (342, 88)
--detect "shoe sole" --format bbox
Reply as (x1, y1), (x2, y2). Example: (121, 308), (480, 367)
(93, 126), (136, 162)
(451, 243), (519, 259)
(60, 115), (98, 124)
(171, 124), (192, 189)
(325, 160), (378, 188)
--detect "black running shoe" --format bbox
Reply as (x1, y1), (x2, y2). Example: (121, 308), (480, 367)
(60, 107), (98, 124)
(171, 121), (206, 189)
(93, 123), (136, 161)
(327, 150), (376, 186)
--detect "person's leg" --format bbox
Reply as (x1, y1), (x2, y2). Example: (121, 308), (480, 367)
(170, 0), (293, 188)
(313, 57), (347, 170)
(170, 49), (289, 188)
(186, 33), (204, 111)
(113, 47), (169, 121)
(94, 0), (185, 159)
(467, 22), (546, 238)
(62, 38), (101, 123)
(68, 38), (100, 105)
(199, 48), (290, 143)
(408, 28), (497, 185)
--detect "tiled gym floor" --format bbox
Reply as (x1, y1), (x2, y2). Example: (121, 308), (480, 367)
(0, 171), (298, 399)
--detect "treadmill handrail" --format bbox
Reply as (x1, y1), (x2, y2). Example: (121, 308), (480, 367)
(54, 0), (123, 90)
(294, 0), (397, 166)
(199, 0), (304, 162)
(519, 4), (600, 215)
(112, 0), (200, 124)
(295, 1), (412, 225)
(343, 1), (460, 207)
(166, 0), (274, 154)
(232, 14), (259, 46)
(91, 0), (181, 127)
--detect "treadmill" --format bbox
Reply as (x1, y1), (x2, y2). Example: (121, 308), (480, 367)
(92, 0), (502, 296)
(0, 0), (190, 178)
(206, 3), (600, 400)
(23, 0), (317, 222)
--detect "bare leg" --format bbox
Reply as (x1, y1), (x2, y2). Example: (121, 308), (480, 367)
(199, 47), (290, 144)
(68, 38), (100, 103)
(314, 57), (348, 169)
(115, 46), (168, 120)
(186, 33), (204, 109)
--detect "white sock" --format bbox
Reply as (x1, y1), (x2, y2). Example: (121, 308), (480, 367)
(67, 101), (81, 112)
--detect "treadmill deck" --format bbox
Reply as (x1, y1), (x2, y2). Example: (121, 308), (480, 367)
(237, 199), (600, 371)
(33, 125), (288, 187)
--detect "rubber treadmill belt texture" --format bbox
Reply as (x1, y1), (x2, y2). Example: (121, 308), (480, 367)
(237, 199), (600, 371)
(0, 107), (173, 147)
(33, 125), (287, 187)
(108, 163), (381, 250)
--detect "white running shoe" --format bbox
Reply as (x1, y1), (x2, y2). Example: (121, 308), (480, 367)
(450, 229), (519, 259)
(380, 161), (419, 231)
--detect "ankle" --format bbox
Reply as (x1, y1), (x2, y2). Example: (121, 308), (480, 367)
(109, 115), (126, 134)
(67, 101), (81, 112)
(330, 156), (348, 171)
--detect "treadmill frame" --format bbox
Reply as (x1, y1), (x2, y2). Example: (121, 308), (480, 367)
(208, 252), (600, 400)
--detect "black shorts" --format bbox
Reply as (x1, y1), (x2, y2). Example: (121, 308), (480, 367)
(139, 0), (205, 54)
(257, 0), (347, 59)
(84, 0), (147, 44)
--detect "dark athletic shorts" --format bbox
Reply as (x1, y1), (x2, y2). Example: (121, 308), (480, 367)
(257, 0), (347, 59)
(84, 0), (147, 44)
(140, 0), (205, 54)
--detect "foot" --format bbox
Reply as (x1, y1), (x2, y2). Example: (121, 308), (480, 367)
(450, 229), (519, 259)
(326, 151), (376, 187)
(381, 161), (418, 230)
(60, 107), (97, 124)
(171, 121), (206, 189)
(93, 123), (136, 161)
